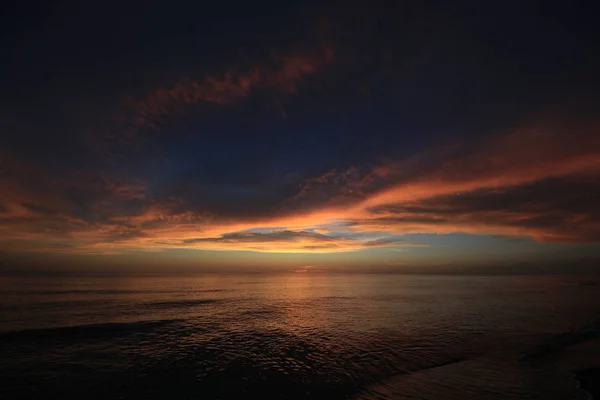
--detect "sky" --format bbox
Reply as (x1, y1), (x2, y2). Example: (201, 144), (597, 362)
(1, 0), (599, 273)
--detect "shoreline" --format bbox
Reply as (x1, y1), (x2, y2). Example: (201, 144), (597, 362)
(576, 366), (600, 400)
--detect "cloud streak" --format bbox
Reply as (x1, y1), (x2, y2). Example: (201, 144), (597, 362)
(129, 46), (334, 134)
(178, 230), (411, 253)
(2, 117), (600, 255)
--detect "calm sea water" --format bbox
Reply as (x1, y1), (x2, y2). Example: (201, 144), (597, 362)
(1, 274), (599, 399)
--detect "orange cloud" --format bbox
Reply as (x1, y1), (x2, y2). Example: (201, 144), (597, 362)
(362, 124), (600, 209)
(2, 120), (600, 255)
(131, 46), (334, 133)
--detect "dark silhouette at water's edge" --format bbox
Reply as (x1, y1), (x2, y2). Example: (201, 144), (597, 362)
(522, 319), (600, 399)
(576, 366), (600, 400)
(522, 319), (600, 361)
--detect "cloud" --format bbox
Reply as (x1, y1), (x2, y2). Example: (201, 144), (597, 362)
(360, 124), (600, 209)
(85, 44), (336, 163)
(1, 119), (599, 255)
(349, 176), (600, 243)
(157, 229), (413, 253)
(128, 46), (334, 134)
(281, 121), (600, 244)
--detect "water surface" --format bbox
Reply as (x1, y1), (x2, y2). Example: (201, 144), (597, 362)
(1, 274), (599, 399)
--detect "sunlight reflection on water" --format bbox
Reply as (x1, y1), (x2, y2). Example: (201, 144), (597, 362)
(1, 274), (599, 399)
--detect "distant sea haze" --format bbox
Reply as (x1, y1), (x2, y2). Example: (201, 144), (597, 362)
(1, 274), (599, 399)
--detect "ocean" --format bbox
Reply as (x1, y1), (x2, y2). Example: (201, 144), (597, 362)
(1, 274), (599, 399)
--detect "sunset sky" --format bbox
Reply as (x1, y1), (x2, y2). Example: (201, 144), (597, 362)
(1, 0), (599, 273)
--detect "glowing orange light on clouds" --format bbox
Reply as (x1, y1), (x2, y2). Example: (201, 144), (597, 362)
(1, 121), (600, 255)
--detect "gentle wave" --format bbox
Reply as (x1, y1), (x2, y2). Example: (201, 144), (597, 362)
(0, 319), (182, 342)
(1, 299), (120, 311)
(1, 288), (231, 295)
(143, 299), (223, 309)
(522, 319), (600, 361)
(2, 275), (599, 399)
(356, 356), (590, 400)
